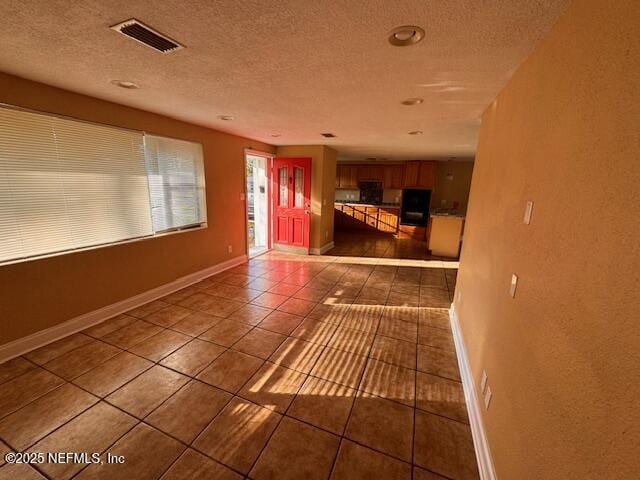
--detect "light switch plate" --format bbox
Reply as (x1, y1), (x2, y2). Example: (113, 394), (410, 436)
(524, 200), (534, 224)
(510, 273), (518, 298)
(484, 386), (492, 409)
(480, 370), (488, 393)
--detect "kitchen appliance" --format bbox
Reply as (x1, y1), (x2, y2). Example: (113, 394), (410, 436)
(359, 181), (383, 204)
(401, 189), (431, 226)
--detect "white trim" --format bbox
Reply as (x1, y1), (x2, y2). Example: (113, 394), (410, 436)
(243, 150), (273, 258)
(248, 247), (269, 259)
(309, 241), (334, 255)
(244, 148), (274, 159)
(0, 255), (247, 363)
(449, 305), (497, 480)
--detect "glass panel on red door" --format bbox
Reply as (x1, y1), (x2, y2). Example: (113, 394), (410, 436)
(294, 167), (304, 208)
(278, 166), (288, 206)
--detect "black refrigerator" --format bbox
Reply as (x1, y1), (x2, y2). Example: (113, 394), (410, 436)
(401, 189), (431, 226)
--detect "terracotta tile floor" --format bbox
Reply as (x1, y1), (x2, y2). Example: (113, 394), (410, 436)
(0, 250), (477, 480)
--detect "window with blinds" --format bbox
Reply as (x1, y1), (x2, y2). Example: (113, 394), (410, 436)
(0, 105), (207, 265)
(144, 135), (206, 233)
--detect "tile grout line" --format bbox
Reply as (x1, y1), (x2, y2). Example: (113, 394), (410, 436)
(325, 266), (381, 479)
(2, 252), (468, 479)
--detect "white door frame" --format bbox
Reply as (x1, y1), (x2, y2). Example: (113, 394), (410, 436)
(244, 149), (274, 259)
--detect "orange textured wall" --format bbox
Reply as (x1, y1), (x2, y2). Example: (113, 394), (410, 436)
(432, 161), (474, 213)
(0, 72), (275, 345)
(455, 1), (640, 478)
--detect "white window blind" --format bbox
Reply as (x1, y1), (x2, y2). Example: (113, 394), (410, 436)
(144, 134), (206, 233)
(0, 107), (153, 264)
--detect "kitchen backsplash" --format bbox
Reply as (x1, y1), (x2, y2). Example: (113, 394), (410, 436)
(335, 188), (402, 204)
(382, 189), (402, 204)
(335, 189), (360, 201)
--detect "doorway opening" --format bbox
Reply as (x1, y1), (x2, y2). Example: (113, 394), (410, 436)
(245, 152), (271, 258)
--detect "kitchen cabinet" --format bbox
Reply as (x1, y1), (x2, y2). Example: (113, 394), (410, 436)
(336, 165), (358, 188)
(403, 161), (420, 187)
(337, 161), (433, 189)
(358, 165), (384, 182)
(335, 203), (400, 234)
(429, 215), (465, 257)
(403, 161), (435, 188)
(341, 204), (355, 229)
(418, 161), (435, 187)
(353, 205), (367, 225)
(383, 164), (404, 189)
(378, 207), (401, 232)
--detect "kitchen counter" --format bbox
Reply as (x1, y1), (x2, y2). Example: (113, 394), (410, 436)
(335, 201), (400, 208)
(334, 203), (400, 233)
(430, 211), (466, 218)
(428, 215), (465, 258)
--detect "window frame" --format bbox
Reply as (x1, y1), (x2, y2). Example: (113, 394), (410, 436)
(0, 103), (208, 267)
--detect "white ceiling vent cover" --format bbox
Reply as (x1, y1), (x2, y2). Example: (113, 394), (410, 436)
(110, 19), (184, 53)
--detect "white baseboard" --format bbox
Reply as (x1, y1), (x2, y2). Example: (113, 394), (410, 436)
(449, 305), (497, 480)
(0, 255), (248, 363)
(310, 241), (334, 255)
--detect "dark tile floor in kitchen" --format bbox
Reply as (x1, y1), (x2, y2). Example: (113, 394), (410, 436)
(0, 249), (477, 480)
(327, 232), (442, 260)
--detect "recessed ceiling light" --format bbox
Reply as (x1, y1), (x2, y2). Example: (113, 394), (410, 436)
(401, 98), (424, 106)
(218, 115), (234, 121)
(408, 130), (423, 135)
(388, 25), (425, 46)
(321, 133), (336, 138)
(111, 80), (139, 89)
(271, 134), (282, 138)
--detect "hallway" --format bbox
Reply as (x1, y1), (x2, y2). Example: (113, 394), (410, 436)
(0, 252), (475, 479)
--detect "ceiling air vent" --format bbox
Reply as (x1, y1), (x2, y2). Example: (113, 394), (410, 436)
(110, 19), (184, 53)
(321, 133), (336, 138)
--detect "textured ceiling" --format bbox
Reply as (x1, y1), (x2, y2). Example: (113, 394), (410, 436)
(0, 0), (569, 160)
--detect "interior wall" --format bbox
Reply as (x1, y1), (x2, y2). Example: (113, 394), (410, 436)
(455, 1), (640, 478)
(321, 146), (337, 246)
(0, 72), (275, 346)
(432, 161), (474, 212)
(275, 145), (336, 250)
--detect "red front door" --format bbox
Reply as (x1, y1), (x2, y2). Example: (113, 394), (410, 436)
(272, 157), (311, 252)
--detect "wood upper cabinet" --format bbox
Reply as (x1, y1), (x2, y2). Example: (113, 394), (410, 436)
(383, 164), (404, 189)
(403, 161), (435, 188)
(337, 161), (433, 189)
(336, 165), (358, 188)
(358, 165), (383, 182)
(417, 161), (435, 188)
(403, 161), (421, 187)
